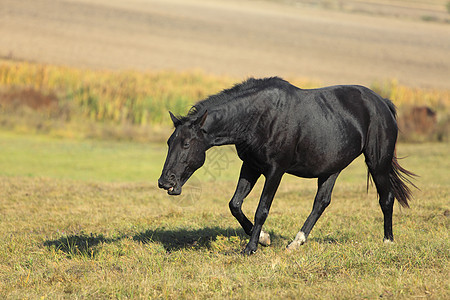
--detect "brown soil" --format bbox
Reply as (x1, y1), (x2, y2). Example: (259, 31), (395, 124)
(1, 0), (449, 89)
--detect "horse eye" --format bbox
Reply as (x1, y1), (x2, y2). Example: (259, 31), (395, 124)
(183, 142), (190, 149)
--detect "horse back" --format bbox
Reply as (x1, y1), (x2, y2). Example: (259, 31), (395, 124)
(282, 85), (396, 177)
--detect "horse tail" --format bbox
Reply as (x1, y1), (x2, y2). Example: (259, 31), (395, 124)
(389, 152), (417, 208)
(384, 97), (417, 208)
(365, 147), (416, 208)
(365, 97), (417, 208)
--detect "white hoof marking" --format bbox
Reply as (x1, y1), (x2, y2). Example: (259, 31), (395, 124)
(259, 229), (271, 246)
(383, 238), (394, 244)
(286, 231), (306, 251)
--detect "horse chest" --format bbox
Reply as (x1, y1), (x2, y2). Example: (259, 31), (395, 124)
(235, 143), (295, 174)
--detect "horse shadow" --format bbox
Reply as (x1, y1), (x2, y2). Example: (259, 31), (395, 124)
(43, 226), (293, 256)
(132, 227), (249, 252)
(43, 227), (252, 256)
(43, 232), (121, 257)
(43, 225), (294, 257)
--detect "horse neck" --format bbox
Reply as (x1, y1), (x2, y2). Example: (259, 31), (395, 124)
(206, 106), (254, 147)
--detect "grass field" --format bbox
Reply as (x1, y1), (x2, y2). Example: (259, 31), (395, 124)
(1, 0), (448, 297)
(0, 131), (448, 298)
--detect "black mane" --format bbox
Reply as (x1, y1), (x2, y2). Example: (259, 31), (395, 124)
(182, 77), (289, 122)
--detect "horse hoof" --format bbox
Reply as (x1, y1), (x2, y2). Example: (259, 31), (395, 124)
(242, 247), (257, 256)
(286, 241), (301, 251)
(286, 231), (306, 251)
(259, 230), (271, 246)
(383, 238), (394, 244)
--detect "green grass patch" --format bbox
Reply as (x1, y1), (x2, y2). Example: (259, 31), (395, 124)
(0, 131), (448, 298)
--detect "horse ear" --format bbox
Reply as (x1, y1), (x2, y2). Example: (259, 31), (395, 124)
(197, 110), (208, 127)
(169, 111), (181, 127)
(199, 110), (218, 134)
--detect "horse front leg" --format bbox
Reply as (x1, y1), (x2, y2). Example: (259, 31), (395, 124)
(229, 163), (271, 245)
(243, 169), (284, 255)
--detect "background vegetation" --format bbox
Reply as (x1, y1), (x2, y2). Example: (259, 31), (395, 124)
(1, 61), (448, 142)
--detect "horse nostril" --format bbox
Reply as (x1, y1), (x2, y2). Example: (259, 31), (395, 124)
(168, 174), (176, 182)
(158, 174), (176, 190)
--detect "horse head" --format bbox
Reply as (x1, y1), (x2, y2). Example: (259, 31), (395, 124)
(158, 111), (208, 195)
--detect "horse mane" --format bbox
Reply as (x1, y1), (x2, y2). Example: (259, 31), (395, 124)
(182, 77), (289, 122)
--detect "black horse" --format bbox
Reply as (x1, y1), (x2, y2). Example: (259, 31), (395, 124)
(158, 77), (415, 255)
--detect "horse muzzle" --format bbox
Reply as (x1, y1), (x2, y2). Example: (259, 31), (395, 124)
(158, 176), (182, 195)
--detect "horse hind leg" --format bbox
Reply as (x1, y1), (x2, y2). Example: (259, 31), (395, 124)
(369, 149), (417, 243)
(287, 172), (340, 251)
(371, 170), (395, 242)
(365, 148), (396, 242)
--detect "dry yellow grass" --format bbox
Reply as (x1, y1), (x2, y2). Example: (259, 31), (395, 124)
(0, 132), (448, 299)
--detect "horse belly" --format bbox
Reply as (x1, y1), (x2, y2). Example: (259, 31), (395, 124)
(287, 128), (364, 178)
